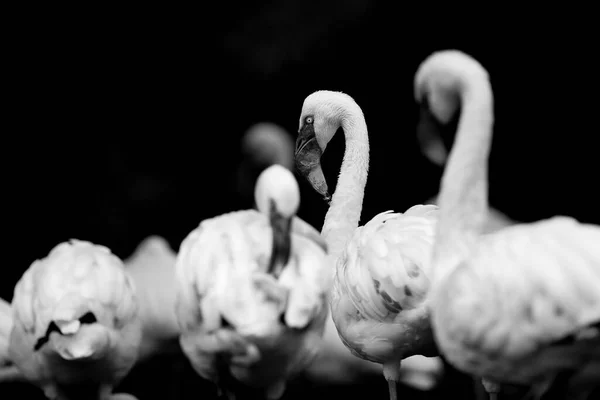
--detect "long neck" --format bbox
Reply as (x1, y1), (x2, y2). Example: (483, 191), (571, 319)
(433, 79), (494, 277)
(321, 111), (369, 262)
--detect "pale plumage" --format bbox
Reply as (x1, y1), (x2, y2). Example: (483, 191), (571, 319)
(332, 207), (438, 363)
(415, 49), (600, 400)
(8, 239), (142, 400)
(294, 90), (443, 400)
(122, 235), (180, 362)
(0, 236), (183, 387)
(426, 196), (515, 235)
(0, 298), (22, 382)
(436, 218), (600, 378)
(1, 298), (11, 367)
(175, 165), (330, 400)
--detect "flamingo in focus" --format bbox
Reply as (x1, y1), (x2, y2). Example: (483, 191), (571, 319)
(174, 164), (331, 400)
(415, 49), (600, 400)
(294, 90), (444, 400)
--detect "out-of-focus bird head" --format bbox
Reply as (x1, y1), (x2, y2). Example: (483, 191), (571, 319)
(255, 164), (300, 220)
(23, 240), (139, 362)
(413, 50), (491, 167)
(295, 90), (360, 203)
(414, 49), (489, 125)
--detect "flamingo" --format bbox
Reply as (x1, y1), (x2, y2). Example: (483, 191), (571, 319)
(7, 240), (143, 400)
(294, 90), (444, 400)
(414, 49), (600, 400)
(174, 164), (331, 400)
(0, 235), (185, 384)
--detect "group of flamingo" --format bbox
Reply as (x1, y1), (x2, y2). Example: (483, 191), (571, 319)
(1, 49), (599, 400)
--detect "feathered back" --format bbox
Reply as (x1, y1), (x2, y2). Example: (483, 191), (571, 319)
(435, 216), (600, 369)
(175, 210), (330, 336)
(339, 205), (438, 322)
(12, 240), (138, 336)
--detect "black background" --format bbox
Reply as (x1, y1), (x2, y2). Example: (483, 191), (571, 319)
(2, 3), (598, 399)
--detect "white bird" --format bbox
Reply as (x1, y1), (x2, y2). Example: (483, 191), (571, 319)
(294, 90), (444, 400)
(7, 239), (143, 400)
(1, 235), (198, 397)
(174, 164), (331, 400)
(414, 49), (600, 400)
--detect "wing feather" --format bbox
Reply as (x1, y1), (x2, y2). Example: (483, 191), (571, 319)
(341, 206), (438, 322)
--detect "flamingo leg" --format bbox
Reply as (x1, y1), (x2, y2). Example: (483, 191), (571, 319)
(387, 379), (398, 400)
(383, 361), (402, 400)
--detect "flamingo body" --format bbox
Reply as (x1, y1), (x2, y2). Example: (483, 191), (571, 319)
(434, 217), (600, 384)
(295, 90), (444, 399)
(8, 240), (142, 400)
(331, 206), (439, 366)
(174, 165), (330, 400)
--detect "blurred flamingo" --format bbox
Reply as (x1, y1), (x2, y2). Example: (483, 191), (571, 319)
(415, 49), (600, 400)
(175, 165), (331, 400)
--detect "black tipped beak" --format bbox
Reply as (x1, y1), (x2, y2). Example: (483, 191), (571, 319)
(294, 124), (331, 201)
(267, 201), (292, 278)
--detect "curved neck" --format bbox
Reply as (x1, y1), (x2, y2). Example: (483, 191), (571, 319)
(321, 111), (369, 262)
(433, 78), (494, 272)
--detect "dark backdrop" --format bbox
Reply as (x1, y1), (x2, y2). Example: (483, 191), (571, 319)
(2, 3), (598, 399)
